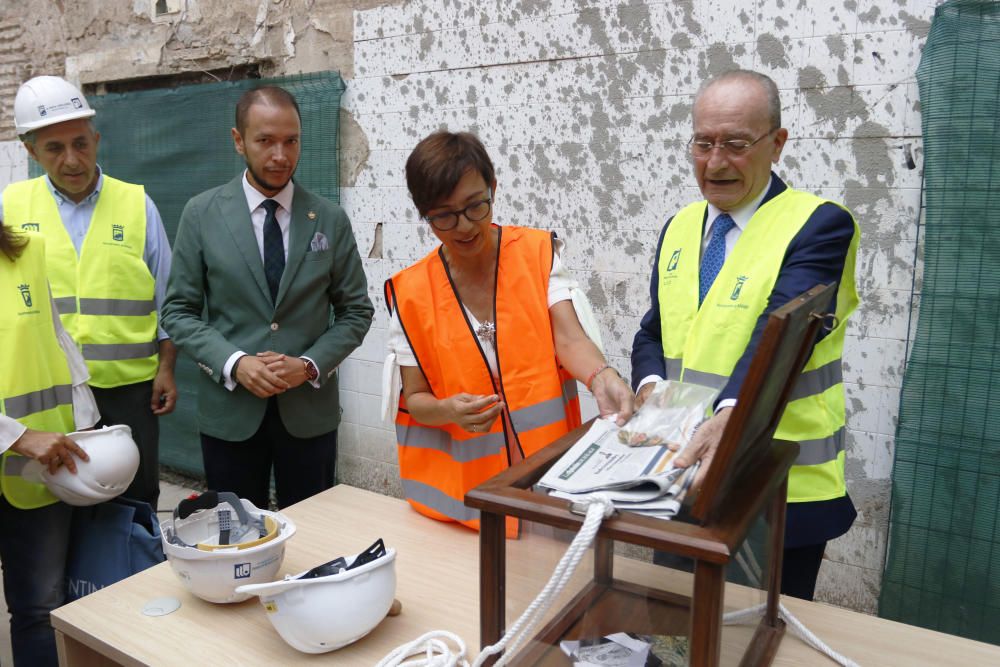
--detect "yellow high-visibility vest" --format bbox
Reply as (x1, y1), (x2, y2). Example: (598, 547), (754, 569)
(0, 233), (72, 509)
(657, 187), (859, 503)
(3, 176), (158, 387)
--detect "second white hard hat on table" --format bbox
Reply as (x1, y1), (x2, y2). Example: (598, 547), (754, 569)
(236, 538), (397, 654)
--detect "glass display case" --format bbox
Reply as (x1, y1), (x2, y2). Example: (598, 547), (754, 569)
(466, 284), (836, 666)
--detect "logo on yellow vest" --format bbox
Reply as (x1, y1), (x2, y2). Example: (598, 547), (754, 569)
(666, 249), (681, 272)
(730, 275), (749, 301)
(18, 283), (32, 308)
(112, 224), (124, 242)
(20, 223), (40, 232)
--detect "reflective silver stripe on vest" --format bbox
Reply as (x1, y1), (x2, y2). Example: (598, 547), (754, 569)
(79, 297), (155, 317)
(2, 384), (72, 420)
(82, 341), (158, 362)
(788, 359), (843, 403)
(510, 393), (570, 433)
(664, 358), (682, 381)
(794, 427), (845, 467)
(402, 479), (480, 522)
(396, 424), (505, 463)
(666, 358), (840, 400)
(53, 297), (77, 314)
(2, 455), (30, 476)
(680, 368), (729, 391)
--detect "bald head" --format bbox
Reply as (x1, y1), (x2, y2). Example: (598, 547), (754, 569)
(690, 70), (788, 211)
(694, 70), (781, 131)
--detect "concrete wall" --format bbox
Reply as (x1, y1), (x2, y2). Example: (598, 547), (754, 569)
(0, 0), (937, 613)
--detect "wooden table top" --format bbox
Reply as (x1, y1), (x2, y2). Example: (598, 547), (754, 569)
(51, 485), (1000, 666)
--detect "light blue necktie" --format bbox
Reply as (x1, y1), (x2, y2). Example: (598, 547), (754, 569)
(699, 213), (735, 306)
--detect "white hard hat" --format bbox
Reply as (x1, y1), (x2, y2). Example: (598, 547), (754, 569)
(236, 538), (397, 654)
(14, 75), (95, 136)
(161, 492), (296, 604)
(21, 424), (140, 506)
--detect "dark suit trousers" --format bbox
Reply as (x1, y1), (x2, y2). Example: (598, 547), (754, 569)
(200, 397), (337, 509)
(93, 380), (160, 510)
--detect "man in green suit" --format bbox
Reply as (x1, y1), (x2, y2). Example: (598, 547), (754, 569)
(162, 86), (373, 509)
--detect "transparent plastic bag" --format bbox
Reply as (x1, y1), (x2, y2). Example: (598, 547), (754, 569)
(617, 380), (719, 449)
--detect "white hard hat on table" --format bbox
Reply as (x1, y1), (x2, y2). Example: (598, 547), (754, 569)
(161, 491), (297, 604)
(14, 75), (95, 136)
(236, 538), (397, 654)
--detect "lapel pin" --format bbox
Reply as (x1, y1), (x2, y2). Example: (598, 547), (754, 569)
(307, 211), (317, 220)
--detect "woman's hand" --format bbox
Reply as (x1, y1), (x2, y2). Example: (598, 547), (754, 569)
(11, 429), (89, 475)
(399, 368), (504, 432)
(591, 369), (635, 426)
(445, 393), (505, 433)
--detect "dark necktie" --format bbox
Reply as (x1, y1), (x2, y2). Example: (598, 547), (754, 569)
(261, 199), (284, 303)
(699, 213), (736, 306)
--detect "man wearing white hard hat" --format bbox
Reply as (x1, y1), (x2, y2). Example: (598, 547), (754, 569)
(0, 215), (97, 667)
(1, 75), (177, 511)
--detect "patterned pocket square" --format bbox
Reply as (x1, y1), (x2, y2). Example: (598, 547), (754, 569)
(310, 232), (330, 251)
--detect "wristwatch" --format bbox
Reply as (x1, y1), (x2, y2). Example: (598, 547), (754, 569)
(302, 358), (319, 383)
(231, 355), (244, 385)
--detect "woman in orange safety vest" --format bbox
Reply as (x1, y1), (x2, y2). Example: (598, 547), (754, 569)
(382, 131), (634, 537)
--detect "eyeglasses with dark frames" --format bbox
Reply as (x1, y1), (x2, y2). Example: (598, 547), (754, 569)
(688, 128), (778, 158)
(422, 196), (493, 231)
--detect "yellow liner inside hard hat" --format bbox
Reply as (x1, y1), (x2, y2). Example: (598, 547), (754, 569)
(195, 516), (280, 551)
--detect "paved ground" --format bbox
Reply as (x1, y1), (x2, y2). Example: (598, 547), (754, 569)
(0, 479), (200, 665)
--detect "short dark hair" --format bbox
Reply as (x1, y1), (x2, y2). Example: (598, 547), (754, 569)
(234, 86), (301, 135)
(405, 131), (496, 215)
(696, 70), (782, 129)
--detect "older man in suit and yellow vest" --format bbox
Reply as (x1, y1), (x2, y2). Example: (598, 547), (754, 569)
(162, 86), (373, 510)
(2, 75), (177, 511)
(0, 219), (96, 667)
(631, 70), (860, 601)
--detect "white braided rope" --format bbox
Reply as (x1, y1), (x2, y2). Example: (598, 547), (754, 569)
(374, 630), (470, 667)
(472, 496), (615, 667)
(725, 542), (860, 667)
(723, 602), (861, 667)
(377, 495), (615, 667)
(377, 494), (859, 667)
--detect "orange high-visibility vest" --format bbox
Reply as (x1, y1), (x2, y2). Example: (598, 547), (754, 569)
(386, 225), (581, 538)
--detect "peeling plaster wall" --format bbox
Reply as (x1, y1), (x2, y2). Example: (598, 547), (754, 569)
(340, 0), (934, 615)
(0, 0), (938, 615)
(0, 0), (357, 139)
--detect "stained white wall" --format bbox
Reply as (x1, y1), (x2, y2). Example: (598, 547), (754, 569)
(335, 0), (935, 613)
(0, 0), (938, 615)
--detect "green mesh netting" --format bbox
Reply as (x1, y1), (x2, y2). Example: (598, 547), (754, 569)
(878, 2), (1000, 643)
(30, 71), (344, 475)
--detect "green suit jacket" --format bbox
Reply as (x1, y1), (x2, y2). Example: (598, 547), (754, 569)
(162, 176), (373, 440)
